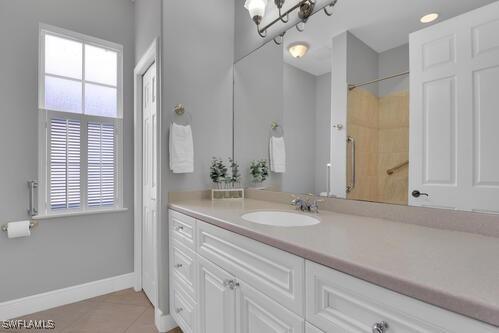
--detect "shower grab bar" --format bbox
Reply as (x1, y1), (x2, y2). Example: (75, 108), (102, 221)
(387, 160), (409, 175)
(346, 136), (355, 193)
(28, 180), (38, 217)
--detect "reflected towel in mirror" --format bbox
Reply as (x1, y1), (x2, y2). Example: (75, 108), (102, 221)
(270, 136), (286, 173)
(169, 123), (194, 173)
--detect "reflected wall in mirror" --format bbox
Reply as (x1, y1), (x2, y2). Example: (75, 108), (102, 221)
(234, 30), (331, 195)
(234, 0), (499, 214)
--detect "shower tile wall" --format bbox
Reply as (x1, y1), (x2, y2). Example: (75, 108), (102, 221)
(347, 89), (409, 205)
(378, 91), (409, 205)
(347, 88), (379, 202)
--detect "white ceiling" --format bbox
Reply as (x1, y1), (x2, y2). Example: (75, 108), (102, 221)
(279, 0), (497, 76)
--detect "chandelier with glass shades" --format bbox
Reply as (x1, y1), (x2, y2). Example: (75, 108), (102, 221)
(244, 0), (338, 44)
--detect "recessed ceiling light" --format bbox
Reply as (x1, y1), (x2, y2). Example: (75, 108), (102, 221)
(288, 42), (309, 59)
(420, 13), (439, 24)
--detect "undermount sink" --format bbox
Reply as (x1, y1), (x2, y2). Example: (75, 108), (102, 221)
(241, 211), (320, 227)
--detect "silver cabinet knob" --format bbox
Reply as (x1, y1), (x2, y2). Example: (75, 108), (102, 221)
(372, 321), (388, 333)
(223, 279), (240, 290)
(175, 307), (183, 314)
(175, 225), (184, 231)
(175, 263), (183, 268)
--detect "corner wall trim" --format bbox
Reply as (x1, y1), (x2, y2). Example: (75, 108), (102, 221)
(155, 308), (177, 333)
(0, 273), (134, 320)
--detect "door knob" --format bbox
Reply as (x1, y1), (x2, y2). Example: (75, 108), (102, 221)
(412, 190), (429, 198)
(223, 279), (240, 290)
(372, 321), (389, 333)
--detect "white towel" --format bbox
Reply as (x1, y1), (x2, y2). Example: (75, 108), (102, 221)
(169, 123), (194, 173)
(270, 136), (286, 173)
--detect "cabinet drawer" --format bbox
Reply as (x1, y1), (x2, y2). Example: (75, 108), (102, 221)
(169, 210), (196, 250)
(171, 277), (197, 333)
(306, 261), (497, 333)
(197, 221), (305, 316)
(171, 239), (197, 297)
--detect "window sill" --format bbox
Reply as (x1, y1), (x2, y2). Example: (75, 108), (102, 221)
(32, 208), (128, 220)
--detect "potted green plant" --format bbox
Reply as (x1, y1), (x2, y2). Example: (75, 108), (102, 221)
(249, 159), (269, 185)
(210, 157), (227, 189)
(229, 158), (241, 188)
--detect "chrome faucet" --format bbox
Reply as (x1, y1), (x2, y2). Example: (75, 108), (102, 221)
(290, 195), (323, 213)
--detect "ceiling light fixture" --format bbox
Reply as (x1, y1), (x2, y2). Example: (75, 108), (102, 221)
(420, 13), (439, 23)
(245, 0), (339, 41)
(288, 42), (309, 58)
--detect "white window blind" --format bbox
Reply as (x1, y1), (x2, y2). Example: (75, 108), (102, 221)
(49, 118), (81, 210)
(88, 123), (116, 207)
(39, 24), (123, 216)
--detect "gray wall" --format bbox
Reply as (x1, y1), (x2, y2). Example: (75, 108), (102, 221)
(160, 0), (235, 314)
(0, 0), (135, 302)
(346, 32), (379, 95)
(163, 0), (235, 193)
(234, 42), (283, 188)
(346, 34), (409, 97)
(282, 64), (316, 194)
(134, 0), (161, 61)
(314, 73), (332, 194)
(378, 43), (409, 97)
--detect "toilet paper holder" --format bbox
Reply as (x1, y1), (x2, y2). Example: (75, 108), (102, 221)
(1, 221), (38, 233)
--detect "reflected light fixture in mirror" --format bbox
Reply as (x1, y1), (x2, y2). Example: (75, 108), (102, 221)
(420, 13), (439, 23)
(245, 0), (268, 25)
(288, 42), (309, 58)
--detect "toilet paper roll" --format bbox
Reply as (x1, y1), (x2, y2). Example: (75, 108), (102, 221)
(7, 220), (31, 239)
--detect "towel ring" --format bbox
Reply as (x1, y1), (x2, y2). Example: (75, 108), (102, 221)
(270, 121), (284, 138)
(172, 104), (192, 126)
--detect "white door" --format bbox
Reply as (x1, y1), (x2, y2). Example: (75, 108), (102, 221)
(198, 256), (236, 333)
(236, 280), (304, 333)
(409, 2), (499, 213)
(330, 32), (348, 198)
(142, 62), (158, 304)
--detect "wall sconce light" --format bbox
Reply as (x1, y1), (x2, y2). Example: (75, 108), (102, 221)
(245, 0), (339, 40)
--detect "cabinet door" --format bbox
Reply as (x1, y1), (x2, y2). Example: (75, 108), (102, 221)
(236, 279), (304, 333)
(305, 323), (324, 333)
(198, 255), (236, 333)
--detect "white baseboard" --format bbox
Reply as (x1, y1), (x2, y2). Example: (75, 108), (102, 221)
(155, 308), (177, 333)
(0, 273), (134, 320)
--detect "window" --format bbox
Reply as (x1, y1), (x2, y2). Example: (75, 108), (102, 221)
(38, 24), (123, 216)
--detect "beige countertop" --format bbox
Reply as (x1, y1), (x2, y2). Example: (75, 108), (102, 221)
(168, 197), (499, 327)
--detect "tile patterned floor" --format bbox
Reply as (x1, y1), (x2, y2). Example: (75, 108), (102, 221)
(2, 289), (181, 333)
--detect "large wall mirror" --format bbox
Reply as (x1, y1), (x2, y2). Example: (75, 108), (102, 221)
(234, 0), (499, 214)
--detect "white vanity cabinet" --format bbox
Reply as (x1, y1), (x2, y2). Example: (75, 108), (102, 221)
(197, 255), (236, 333)
(169, 210), (498, 333)
(305, 261), (497, 333)
(170, 209), (306, 333)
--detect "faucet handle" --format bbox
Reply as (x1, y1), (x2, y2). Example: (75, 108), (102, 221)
(309, 197), (324, 213)
(290, 195), (301, 207)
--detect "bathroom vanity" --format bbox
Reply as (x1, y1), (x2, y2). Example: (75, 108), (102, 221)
(168, 195), (499, 333)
